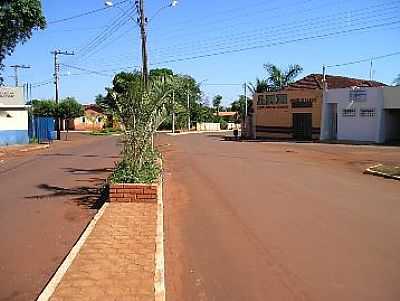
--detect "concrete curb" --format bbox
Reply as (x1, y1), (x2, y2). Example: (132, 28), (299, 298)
(19, 144), (50, 152)
(154, 160), (166, 301)
(36, 203), (109, 301)
(166, 130), (232, 136)
(364, 164), (400, 181)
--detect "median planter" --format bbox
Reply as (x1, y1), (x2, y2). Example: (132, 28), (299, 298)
(108, 183), (159, 203)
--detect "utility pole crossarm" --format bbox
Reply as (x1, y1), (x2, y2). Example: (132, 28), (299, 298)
(9, 64), (31, 87)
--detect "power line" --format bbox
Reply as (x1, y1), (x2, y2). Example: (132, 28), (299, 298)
(47, 0), (130, 25)
(326, 51), (400, 68)
(59, 63), (113, 77)
(151, 3), (399, 57)
(73, 18), (400, 75)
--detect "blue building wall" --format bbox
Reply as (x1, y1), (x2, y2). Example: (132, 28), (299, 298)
(0, 130), (29, 146)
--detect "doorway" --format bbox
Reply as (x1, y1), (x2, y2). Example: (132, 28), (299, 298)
(293, 113), (312, 140)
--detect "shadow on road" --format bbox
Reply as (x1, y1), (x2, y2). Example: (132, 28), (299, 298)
(63, 167), (113, 175)
(25, 183), (107, 210)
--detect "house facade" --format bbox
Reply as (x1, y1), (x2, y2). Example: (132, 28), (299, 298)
(252, 74), (385, 140)
(321, 86), (400, 143)
(68, 104), (107, 131)
(0, 87), (29, 146)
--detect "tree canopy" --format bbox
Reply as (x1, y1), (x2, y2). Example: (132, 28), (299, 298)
(58, 97), (84, 120)
(263, 63), (303, 90)
(212, 95), (223, 115)
(230, 95), (252, 121)
(0, 0), (46, 80)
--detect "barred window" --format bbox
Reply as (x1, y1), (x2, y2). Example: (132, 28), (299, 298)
(276, 94), (288, 104)
(342, 108), (356, 117)
(360, 108), (376, 117)
(257, 95), (266, 105)
(266, 95), (276, 105)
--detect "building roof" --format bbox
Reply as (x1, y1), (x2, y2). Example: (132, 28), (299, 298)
(287, 74), (386, 90)
(84, 104), (104, 114)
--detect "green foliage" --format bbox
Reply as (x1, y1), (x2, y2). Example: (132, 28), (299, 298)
(107, 71), (170, 183)
(31, 99), (57, 117)
(263, 63), (303, 90)
(230, 95), (252, 121)
(110, 149), (161, 184)
(0, 0), (46, 80)
(150, 68), (173, 77)
(58, 97), (84, 120)
(247, 78), (270, 95)
(212, 95), (223, 114)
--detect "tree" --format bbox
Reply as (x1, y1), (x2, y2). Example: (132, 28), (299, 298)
(0, 0), (46, 81)
(263, 63), (303, 90)
(230, 95), (252, 122)
(247, 78), (270, 96)
(31, 99), (57, 117)
(394, 74), (400, 86)
(58, 97), (84, 140)
(213, 95), (223, 116)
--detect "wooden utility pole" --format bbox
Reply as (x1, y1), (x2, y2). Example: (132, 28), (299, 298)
(138, 0), (149, 88)
(51, 50), (74, 140)
(9, 65), (31, 87)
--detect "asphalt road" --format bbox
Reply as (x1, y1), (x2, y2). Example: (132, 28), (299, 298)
(0, 133), (120, 301)
(159, 133), (400, 301)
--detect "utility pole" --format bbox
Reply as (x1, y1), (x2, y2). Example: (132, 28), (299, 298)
(187, 90), (190, 131)
(244, 81), (248, 135)
(9, 65), (31, 87)
(172, 90), (175, 134)
(369, 59), (373, 80)
(137, 0), (149, 88)
(51, 49), (74, 140)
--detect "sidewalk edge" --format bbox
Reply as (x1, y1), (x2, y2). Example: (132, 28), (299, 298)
(154, 160), (166, 301)
(36, 202), (109, 301)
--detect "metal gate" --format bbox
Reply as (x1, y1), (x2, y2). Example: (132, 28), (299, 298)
(29, 116), (55, 143)
(292, 113), (312, 140)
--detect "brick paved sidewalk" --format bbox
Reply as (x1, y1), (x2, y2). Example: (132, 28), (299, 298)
(50, 202), (157, 301)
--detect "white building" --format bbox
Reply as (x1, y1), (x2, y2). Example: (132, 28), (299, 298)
(0, 86), (30, 146)
(321, 86), (400, 143)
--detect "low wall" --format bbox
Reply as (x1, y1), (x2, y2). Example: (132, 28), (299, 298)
(0, 130), (29, 146)
(109, 183), (158, 203)
(196, 122), (221, 131)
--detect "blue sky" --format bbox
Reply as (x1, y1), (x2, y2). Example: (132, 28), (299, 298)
(3, 0), (400, 106)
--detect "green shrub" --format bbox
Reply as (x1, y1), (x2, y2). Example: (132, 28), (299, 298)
(110, 149), (161, 184)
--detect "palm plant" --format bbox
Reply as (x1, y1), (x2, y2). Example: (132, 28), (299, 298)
(263, 63), (303, 90)
(247, 78), (269, 96)
(108, 73), (171, 183)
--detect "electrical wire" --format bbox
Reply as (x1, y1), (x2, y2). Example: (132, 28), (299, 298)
(326, 51), (400, 68)
(47, 0), (130, 25)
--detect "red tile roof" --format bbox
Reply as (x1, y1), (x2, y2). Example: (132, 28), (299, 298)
(287, 74), (386, 90)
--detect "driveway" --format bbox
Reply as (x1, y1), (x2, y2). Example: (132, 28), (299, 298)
(0, 133), (120, 301)
(158, 133), (400, 301)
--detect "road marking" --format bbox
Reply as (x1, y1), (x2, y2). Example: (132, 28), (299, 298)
(36, 202), (109, 301)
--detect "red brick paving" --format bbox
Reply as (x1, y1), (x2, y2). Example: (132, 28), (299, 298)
(50, 203), (157, 301)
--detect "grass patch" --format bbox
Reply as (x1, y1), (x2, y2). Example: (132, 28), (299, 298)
(369, 164), (400, 177)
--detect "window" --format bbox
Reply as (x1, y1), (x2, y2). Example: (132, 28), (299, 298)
(342, 108), (356, 117)
(266, 95), (276, 105)
(82, 116), (86, 123)
(360, 108), (376, 117)
(257, 95), (266, 106)
(276, 94), (288, 104)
